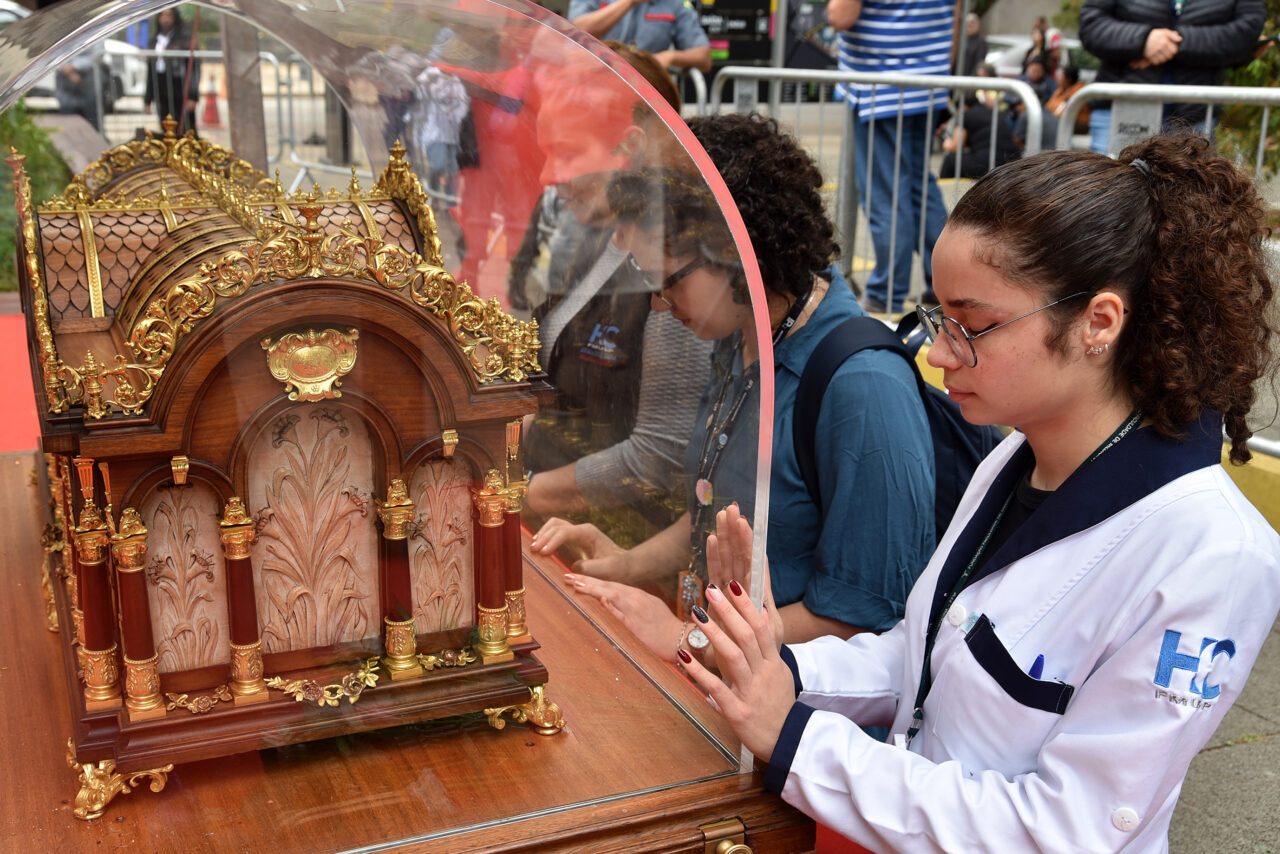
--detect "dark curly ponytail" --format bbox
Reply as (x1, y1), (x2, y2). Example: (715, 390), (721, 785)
(1116, 134), (1274, 464)
(948, 133), (1274, 464)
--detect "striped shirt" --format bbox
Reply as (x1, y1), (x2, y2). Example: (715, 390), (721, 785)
(835, 0), (955, 121)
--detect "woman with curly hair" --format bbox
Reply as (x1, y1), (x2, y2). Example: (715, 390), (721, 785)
(680, 132), (1280, 852)
(533, 113), (935, 664)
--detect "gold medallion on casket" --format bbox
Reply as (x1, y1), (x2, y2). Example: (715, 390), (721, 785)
(262, 328), (359, 401)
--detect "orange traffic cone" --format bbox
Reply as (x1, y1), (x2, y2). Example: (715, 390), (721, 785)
(201, 86), (223, 129)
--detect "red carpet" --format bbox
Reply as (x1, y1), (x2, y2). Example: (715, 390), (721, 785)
(0, 313), (39, 453)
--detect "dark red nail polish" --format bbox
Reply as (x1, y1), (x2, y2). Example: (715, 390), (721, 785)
(729, 579), (744, 596)
(707, 583), (717, 590)
(677, 648), (693, 664)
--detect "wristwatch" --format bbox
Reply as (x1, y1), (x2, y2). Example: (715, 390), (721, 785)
(687, 626), (710, 651)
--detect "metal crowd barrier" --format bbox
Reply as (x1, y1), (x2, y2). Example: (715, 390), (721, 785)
(710, 67), (1041, 309)
(90, 47), (367, 192)
(670, 66), (707, 116)
(1057, 81), (1280, 178)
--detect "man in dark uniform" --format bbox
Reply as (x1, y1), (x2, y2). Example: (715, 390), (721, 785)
(568, 0), (712, 72)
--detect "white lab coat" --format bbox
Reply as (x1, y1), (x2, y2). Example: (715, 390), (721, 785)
(769, 419), (1280, 853)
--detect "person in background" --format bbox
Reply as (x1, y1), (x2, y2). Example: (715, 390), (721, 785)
(828, 0), (952, 314)
(1079, 0), (1265, 154)
(1018, 55), (1054, 104)
(1007, 90), (1060, 156)
(143, 7), (199, 135)
(940, 94), (1020, 179)
(957, 12), (986, 77)
(536, 114), (935, 666)
(568, 0), (712, 73)
(513, 46), (712, 539)
(1044, 27), (1064, 76)
(678, 132), (1280, 854)
(1045, 64), (1090, 135)
(1021, 23), (1047, 73)
(55, 46), (104, 130)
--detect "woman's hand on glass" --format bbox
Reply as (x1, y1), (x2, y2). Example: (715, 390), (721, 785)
(530, 517), (635, 583)
(562, 573), (683, 662)
(677, 581), (795, 763)
(706, 504), (783, 646)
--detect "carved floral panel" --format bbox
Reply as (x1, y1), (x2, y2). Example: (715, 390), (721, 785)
(409, 458), (474, 633)
(142, 482), (229, 673)
(249, 406), (378, 653)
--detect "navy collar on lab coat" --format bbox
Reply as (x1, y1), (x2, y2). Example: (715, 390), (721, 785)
(927, 411), (1224, 634)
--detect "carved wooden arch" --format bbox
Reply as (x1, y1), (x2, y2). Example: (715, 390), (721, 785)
(402, 432), (496, 484)
(121, 457), (234, 513)
(225, 392), (396, 501)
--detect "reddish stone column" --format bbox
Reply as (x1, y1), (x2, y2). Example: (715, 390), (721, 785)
(377, 478), (422, 680)
(111, 508), (166, 721)
(72, 457), (119, 710)
(219, 497), (268, 704)
(502, 483), (530, 644)
(472, 469), (512, 664)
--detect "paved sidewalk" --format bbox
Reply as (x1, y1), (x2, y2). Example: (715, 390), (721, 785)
(1170, 614), (1280, 853)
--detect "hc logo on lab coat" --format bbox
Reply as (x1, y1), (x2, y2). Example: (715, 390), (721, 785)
(1154, 630), (1236, 700)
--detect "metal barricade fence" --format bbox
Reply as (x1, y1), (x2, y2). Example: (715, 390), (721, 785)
(670, 66), (708, 117)
(710, 67), (1042, 311)
(1057, 81), (1280, 178)
(90, 47), (368, 193)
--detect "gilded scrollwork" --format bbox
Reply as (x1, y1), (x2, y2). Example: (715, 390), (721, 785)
(165, 684), (233, 714)
(67, 739), (173, 821)
(13, 135), (540, 424)
(7, 150), (67, 413)
(416, 646), (476, 671)
(265, 657), (381, 707)
(483, 685), (565, 736)
(262, 328), (359, 402)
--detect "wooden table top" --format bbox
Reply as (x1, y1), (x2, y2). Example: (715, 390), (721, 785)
(0, 450), (813, 853)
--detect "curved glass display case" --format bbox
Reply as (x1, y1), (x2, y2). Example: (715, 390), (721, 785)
(0, 2), (797, 850)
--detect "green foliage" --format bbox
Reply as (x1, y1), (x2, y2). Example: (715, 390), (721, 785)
(1055, 0), (1083, 30)
(1219, 3), (1280, 176)
(0, 101), (73, 292)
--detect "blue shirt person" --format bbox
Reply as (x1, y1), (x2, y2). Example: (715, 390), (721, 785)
(829, 0), (952, 314)
(568, 0), (712, 72)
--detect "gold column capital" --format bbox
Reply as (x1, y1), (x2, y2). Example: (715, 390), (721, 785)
(376, 479), (415, 541)
(110, 508), (148, 571)
(219, 496), (256, 560)
(73, 503), (109, 564)
(502, 480), (527, 514)
(473, 469), (507, 527)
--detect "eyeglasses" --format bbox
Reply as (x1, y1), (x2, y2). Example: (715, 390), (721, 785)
(916, 291), (1089, 367)
(636, 256), (711, 305)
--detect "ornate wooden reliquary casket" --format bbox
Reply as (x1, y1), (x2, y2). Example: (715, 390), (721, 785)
(10, 123), (559, 819)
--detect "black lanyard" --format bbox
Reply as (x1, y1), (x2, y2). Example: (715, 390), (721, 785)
(905, 408), (1144, 745)
(686, 285), (813, 578)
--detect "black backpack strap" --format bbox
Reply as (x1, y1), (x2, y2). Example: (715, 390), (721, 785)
(793, 316), (925, 508)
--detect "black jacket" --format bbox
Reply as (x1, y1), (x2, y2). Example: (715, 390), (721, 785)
(1079, 0), (1265, 89)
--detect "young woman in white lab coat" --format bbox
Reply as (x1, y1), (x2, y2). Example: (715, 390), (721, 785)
(681, 133), (1280, 852)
